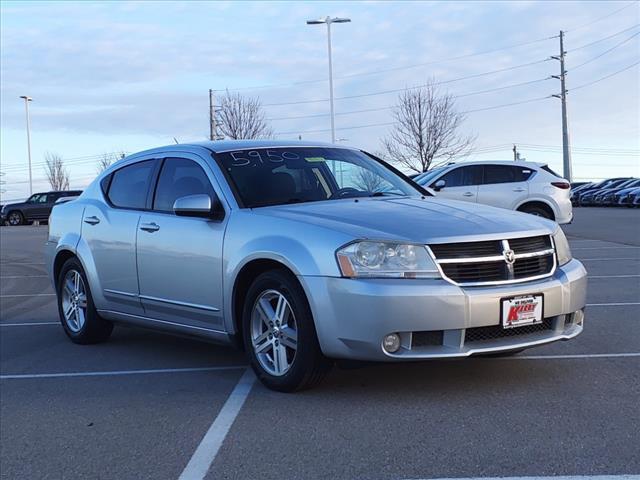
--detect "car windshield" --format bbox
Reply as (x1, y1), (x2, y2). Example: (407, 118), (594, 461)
(415, 167), (446, 186)
(216, 147), (422, 208)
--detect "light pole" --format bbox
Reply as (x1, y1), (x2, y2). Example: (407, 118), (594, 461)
(19, 95), (33, 195)
(306, 16), (350, 144)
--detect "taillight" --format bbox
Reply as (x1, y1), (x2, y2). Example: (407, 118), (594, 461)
(551, 182), (571, 189)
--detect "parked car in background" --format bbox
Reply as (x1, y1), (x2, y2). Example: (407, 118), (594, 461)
(621, 187), (640, 207)
(570, 182), (594, 206)
(633, 189), (640, 207)
(575, 178), (631, 206)
(45, 140), (586, 392)
(414, 161), (572, 224)
(579, 178), (634, 206)
(1, 190), (83, 226)
(598, 179), (640, 206)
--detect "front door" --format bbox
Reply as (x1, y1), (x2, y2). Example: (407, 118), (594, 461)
(431, 165), (483, 203)
(136, 156), (226, 331)
(26, 193), (51, 220)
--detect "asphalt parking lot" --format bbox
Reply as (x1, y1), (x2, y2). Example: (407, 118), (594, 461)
(1, 207), (639, 480)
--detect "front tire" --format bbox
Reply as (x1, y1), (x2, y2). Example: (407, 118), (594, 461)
(519, 205), (553, 220)
(7, 211), (24, 226)
(242, 269), (331, 392)
(57, 257), (113, 344)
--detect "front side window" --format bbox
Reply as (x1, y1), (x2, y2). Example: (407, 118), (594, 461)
(153, 158), (215, 212)
(439, 165), (483, 187)
(216, 147), (420, 208)
(28, 194), (47, 203)
(107, 160), (155, 209)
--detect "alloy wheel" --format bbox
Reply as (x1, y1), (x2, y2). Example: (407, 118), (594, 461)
(61, 269), (88, 332)
(8, 212), (21, 226)
(250, 289), (298, 376)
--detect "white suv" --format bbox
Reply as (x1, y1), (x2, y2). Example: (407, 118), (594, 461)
(414, 161), (572, 224)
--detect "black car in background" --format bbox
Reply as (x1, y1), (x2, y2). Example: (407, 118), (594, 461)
(1, 190), (82, 226)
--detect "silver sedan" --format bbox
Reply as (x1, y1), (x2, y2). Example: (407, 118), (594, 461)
(46, 140), (587, 391)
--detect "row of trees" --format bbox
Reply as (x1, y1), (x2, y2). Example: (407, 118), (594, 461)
(42, 151), (125, 191)
(216, 80), (475, 173)
(41, 81), (472, 191)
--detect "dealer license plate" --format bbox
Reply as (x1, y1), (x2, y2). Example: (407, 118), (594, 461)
(501, 295), (543, 329)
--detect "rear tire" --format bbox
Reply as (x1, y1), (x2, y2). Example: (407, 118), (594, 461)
(519, 205), (553, 220)
(7, 211), (24, 226)
(57, 257), (113, 344)
(242, 269), (332, 392)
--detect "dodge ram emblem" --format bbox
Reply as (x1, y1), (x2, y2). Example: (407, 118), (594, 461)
(503, 248), (516, 265)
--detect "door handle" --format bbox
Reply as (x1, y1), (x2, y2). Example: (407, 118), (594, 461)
(513, 188), (526, 192)
(139, 222), (160, 233)
(462, 192), (475, 197)
(83, 216), (100, 225)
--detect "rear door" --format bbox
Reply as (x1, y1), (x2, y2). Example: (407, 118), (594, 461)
(136, 155), (227, 331)
(431, 165), (483, 203)
(81, 159), (158, 315)
(477, 165), (532, 209)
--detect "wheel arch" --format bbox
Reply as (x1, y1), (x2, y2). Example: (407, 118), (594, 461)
(230, 258), (305, 350)
(53, 249), (78, 286)
(516, 199), (556, 220)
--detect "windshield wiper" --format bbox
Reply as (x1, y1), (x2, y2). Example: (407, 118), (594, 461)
(370, 191), (406, 197)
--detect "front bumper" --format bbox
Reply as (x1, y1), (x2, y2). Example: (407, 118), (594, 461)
(302, 258), (587, 361)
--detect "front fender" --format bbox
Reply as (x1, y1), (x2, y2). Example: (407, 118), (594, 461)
(223, 235), (327, 333)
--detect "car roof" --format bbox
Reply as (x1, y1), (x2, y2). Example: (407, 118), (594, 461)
(443, 160), (545, 168)
(127, 140), (356, 158)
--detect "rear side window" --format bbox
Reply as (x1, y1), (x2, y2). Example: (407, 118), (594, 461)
(541, 165), (562, 178)
(107, 160), (155, 209)
(483, 165), (532, 184)
(153, 158), (215, 212)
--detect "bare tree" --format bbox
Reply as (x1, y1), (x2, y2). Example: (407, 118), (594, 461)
(96, 151), (126, 173)
(217, 91), (273, 140)
(382, 81), (475, 173)
(44, 152), (70, 191)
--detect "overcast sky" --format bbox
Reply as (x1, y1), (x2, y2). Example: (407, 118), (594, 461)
(1, 0), (639, 200)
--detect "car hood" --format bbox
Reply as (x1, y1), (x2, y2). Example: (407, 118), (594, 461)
(255, 197), (556, 244)
(1, 201), (26, 211)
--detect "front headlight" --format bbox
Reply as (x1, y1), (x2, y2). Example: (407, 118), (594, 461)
(553, 228), (572, 266)
(336, 241), (440, 278)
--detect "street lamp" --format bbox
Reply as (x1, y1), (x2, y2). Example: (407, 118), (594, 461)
(306, 16), (350, 144)
(19, 95), (33, 195)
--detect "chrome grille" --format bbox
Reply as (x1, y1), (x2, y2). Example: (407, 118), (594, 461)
(429, 235), (556, 286)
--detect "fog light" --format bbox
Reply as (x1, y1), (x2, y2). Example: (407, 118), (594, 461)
(383, 333), (401, 353)
(575, 309), (584, 326)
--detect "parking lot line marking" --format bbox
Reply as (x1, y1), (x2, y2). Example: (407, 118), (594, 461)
(0, 365), (247, 380)
(579, 258), (639, 261)
(409, 475), (640, 480)
(587, 302), (640, 306)
(0, 262), (46, 266)
(512, 353), (640, 360)
(179, 368), (255, 480)
(0, 275), (49, 279)
(0, 322), (59, 327)
(589, 274), (640, 278)
(0, 293), (55, 298)
(571, 245), (640, 250)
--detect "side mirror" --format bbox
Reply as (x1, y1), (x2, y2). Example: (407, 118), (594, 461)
(433, 179), (446, 192)
(173, 194), (223, 220)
